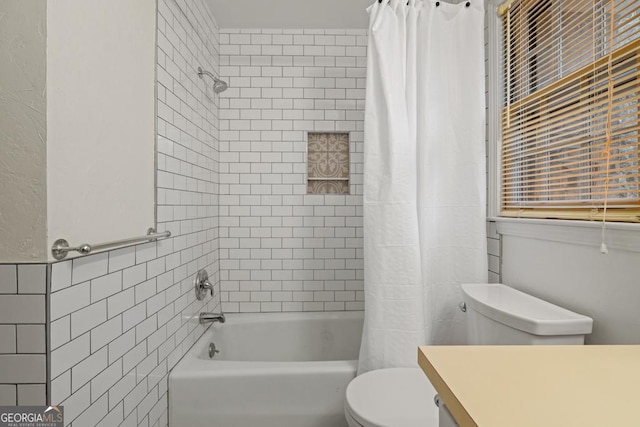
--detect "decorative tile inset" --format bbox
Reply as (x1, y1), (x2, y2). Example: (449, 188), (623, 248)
(307, 132), (349, 194)
(307, 181), (350, 194)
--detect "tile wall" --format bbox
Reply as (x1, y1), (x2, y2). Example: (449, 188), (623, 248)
(487, 221), (501, 282)
(0, 264), (47, 406)
(47, 0), (220, 425)
(484, 5), (502, 284)
(217, 29), (367, 312)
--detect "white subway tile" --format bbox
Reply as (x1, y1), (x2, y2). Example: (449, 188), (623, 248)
(0, 295), (46, 324)
(123, 264), (147, 289)
(122, 303), (146, 332)
(17, 384), (46, 405)
(91, 316), (123, 353)
(71, 348), (108, 391)
(136, 242), (157, 264)
(51, 370), (71, 404)
(71, 301), (107, 339)
(97, 402), (124, 427)
(135, 279), (157, 304)
(0, 265), (18, 294)
(107, 288), (135, 319)
(135, 316), (157, 344)
(0, 385), (16, 405)
(61, 383), (91, 423)
(123, 378), (148, 417)
(51, 333), (90, 378)
(17, 264), (46, 294)
(16, 324), (45, 353)
(91, 271), (123, 303)
(0, 326), (16, 353)
(73, 253), (109, 285)
(0, 354), (46, 383)
(51, 260), (72, 292)
(91, 359), (123, 401)
(73, 393), (108, 427)
(109, 247), (136, 272)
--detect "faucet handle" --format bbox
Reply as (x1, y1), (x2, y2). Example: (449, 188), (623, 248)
(194, 269), (214, 301)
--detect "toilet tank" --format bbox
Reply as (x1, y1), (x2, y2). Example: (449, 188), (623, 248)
(461, 283), (593, 345)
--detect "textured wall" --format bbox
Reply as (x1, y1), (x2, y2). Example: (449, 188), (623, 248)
(218, 29), (366, 312)
(48, 0), (220, 425)
(0, 1), (47, 262)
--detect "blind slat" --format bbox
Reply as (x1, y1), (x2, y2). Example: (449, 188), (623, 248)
(501, 0), (640, 220)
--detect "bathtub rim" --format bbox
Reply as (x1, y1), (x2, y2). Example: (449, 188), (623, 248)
(170, 310), (364, 375)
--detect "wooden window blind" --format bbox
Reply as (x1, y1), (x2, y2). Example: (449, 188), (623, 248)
(500, 0), (640, 222)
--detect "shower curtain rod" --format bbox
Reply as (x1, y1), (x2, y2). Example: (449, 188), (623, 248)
(378, 0), (471, 6)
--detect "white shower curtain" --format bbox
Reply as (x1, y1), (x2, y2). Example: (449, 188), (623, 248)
(358, 0), (487, 374)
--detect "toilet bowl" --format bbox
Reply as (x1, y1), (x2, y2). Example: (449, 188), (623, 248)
(344, 368), (439, 427)
(345, 283), (594, 427)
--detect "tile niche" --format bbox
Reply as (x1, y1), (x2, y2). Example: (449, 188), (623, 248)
(307, 132), (350, 194)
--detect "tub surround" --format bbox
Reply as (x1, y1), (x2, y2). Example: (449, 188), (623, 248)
(419, 345), (640, 427)
(218, 28), (367, 313)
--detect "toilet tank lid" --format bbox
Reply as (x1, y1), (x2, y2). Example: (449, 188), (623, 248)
(461, 283), (593, 336)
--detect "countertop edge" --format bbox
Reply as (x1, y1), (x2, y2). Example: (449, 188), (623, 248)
(418, 346), (477, 427)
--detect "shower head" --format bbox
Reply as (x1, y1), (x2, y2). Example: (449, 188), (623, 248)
(212, 78), (228, 94)
(197, 66), (228, 94)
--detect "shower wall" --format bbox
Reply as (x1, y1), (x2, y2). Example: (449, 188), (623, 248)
(217, 29), (367, 312)
(47, 0), (221, 425)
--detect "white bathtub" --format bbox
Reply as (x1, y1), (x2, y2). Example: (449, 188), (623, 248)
(169, 311), (364, 427)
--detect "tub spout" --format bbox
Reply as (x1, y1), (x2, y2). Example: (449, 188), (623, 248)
(199, 312), (226, 325)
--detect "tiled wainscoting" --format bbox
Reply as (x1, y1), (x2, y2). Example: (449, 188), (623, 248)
(0, 264), (47, 405)
(46, 0), (221, 425)
(217, 28), (367, 312)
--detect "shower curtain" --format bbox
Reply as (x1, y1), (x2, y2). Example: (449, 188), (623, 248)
(358, 0), (487, 374)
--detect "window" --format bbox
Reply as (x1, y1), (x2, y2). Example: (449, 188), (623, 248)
(500, 0), (640, 222)
(307, 132), (350, 194)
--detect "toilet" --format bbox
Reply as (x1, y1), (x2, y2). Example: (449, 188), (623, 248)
(344, 283), (594, 427)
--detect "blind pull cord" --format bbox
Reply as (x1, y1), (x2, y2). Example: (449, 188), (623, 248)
(600, 0), (616, 256)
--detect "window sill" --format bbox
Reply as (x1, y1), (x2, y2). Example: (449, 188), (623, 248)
(489, 217), (640, 253)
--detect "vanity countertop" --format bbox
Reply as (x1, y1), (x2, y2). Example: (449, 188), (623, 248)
(418, 345), (640, 427)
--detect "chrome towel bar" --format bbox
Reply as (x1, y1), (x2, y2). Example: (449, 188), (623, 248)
(51, 228), (171, 260)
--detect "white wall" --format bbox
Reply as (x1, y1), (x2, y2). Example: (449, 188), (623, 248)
(499, 224), (640, 345)
(0, 0), (48, 262)
(46, 0), (156, 257)
(484, 0), (640, 347)
(218, 28), (366, 312)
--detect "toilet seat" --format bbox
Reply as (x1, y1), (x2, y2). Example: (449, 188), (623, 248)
(345, 368), (439, 427)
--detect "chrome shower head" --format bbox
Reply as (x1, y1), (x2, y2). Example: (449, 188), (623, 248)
(212, 78), (228, 93)
(197, 66), (228, 94)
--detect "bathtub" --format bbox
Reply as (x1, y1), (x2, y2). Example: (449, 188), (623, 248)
(169, 311), (364, 427)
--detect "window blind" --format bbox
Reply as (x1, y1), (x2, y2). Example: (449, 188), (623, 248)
(500, 0), (640, 222)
